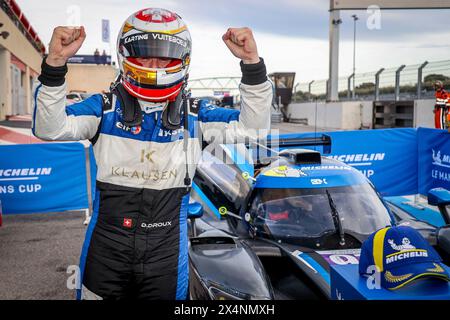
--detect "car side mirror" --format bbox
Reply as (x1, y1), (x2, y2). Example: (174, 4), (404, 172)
(188, 202), (204, 220)
(428, 188), (450, 225)
(428, 188), (450, 206)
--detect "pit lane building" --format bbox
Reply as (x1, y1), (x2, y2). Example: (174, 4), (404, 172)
(0, 0), (44, 121)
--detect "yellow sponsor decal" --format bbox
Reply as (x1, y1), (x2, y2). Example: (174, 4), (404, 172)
(264, 166), (289, 177)
(219, 207), (228, 216)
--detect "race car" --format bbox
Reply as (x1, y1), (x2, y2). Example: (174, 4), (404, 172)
(186, 135), (450, 300)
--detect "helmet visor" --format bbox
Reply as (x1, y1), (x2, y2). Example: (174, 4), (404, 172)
(119, 32), (191, 60)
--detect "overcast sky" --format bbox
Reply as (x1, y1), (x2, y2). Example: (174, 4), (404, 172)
(15, 0), (450, 83)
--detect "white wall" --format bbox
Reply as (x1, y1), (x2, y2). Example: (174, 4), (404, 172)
(360, 101), (374, 129)
(287, 101), (373, 130)
(287, 99), (436, 130)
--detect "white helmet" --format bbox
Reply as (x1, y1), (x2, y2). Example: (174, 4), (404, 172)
(117, 8), (192, 102)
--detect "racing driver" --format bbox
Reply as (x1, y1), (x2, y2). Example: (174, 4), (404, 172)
(32, 8), (272, 300)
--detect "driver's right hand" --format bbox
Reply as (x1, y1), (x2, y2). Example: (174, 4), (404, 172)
(46, 26), (86, 67)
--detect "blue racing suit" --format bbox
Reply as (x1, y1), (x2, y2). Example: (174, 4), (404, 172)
(32, 58), (272, 300)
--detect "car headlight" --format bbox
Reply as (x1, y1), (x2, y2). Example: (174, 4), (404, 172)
(207, 282), (269, 300)
(208, 286), (244, 300)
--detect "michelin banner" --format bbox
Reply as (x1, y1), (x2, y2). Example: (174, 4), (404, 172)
(277, 128), (418, 197)
(0, 143), (89, 214)
(417, 128), (450, 196)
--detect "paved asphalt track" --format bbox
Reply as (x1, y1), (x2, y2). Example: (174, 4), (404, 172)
(0, 211), (86, 300)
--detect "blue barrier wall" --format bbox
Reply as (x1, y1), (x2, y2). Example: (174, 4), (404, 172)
(277, 128), (419, 197)
(0, 143), (89, 214)
(418, 128), (450, 195)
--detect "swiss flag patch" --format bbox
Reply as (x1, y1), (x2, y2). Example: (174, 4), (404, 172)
(123, 218), (133, 228)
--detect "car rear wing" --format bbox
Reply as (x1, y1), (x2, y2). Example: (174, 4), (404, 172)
(248, 134), (332, 164)
(264, 134), (332, 154)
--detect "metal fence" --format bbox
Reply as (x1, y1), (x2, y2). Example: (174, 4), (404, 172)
(293, 59), (450, 102)
(188, 76), (242, 99)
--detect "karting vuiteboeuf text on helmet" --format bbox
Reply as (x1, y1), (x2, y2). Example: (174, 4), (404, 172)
(117, 8), (192, 102)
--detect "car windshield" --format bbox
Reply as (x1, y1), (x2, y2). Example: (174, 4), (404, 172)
(250, 184), (393, 245)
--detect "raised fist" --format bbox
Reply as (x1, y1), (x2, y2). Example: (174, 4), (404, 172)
(222, 27), (260, 65)
(46, 26), (86, 67)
